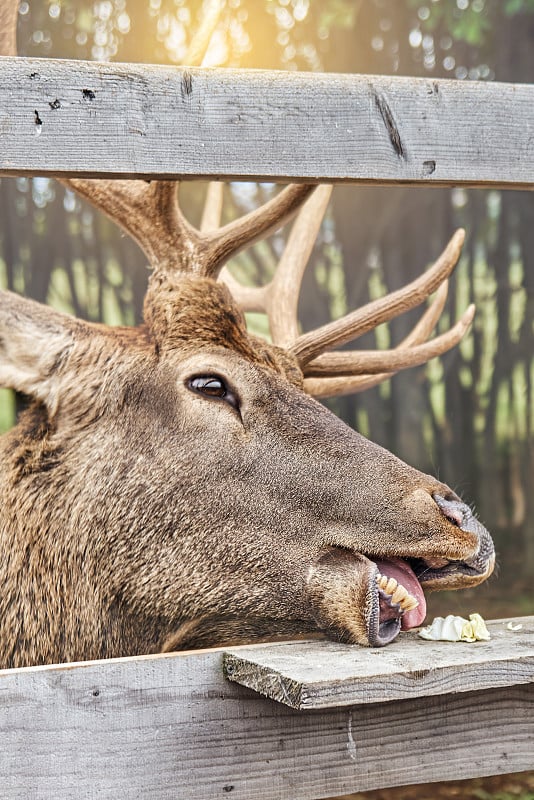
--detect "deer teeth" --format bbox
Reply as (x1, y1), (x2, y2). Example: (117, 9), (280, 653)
(400, 595), (419, 611)
(375, 573), (419, 612)
(391, 585), (408, 604)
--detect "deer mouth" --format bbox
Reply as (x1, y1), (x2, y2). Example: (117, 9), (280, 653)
(367, 552), (495, 647)
(364, 494), (496, 646)
(368, 557), (425, 646)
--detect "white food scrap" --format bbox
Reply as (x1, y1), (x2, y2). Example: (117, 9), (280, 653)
(418, 613), (491, 642)
(506, 621), (523, 632)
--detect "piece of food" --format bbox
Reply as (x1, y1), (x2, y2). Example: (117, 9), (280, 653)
(418, 613), (491, 642)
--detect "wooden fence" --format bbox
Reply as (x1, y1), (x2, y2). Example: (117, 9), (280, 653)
(0, 56), (533, 799)
(1, 57), (534, 187)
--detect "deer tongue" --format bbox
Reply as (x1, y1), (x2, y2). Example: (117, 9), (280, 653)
(373, 557), (427, 630)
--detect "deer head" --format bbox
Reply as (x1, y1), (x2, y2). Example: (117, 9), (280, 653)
(0, 3), (494, 668)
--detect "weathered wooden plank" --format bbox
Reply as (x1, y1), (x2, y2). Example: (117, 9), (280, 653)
(0, 56), (534, 186)
(0, 620), (533, 799)
(223, 616), (534, 709)
(0, 651), (532, 799)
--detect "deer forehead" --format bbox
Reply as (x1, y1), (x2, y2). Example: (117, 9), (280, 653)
(143, 275), (303, 385)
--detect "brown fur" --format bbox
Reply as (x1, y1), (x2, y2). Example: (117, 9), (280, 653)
(0, 277), (494, 668)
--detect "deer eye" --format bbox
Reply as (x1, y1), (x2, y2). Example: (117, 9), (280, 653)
(187, 375), (239, 411)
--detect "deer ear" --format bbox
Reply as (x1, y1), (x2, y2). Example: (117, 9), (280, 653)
(0, 290), (77, 408)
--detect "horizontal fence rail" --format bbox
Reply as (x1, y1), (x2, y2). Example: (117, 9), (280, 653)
(223, 617), (534, 709)
(0, 618), (533, 800)
(0, 56), (533, 186)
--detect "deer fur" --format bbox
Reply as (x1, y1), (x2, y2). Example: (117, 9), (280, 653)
(0, 273), (494, 668)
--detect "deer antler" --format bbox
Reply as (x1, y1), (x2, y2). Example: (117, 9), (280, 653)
(2, 0), (473, 399)
(216, 184), (333, 344)
(0, 4), (17, 55)
(2, 0), (315, 279)
(303, 280), (451, 397)
(297, 230), (472, 397)
(211, 183), (469, 397)
(65, 178), (316, 276)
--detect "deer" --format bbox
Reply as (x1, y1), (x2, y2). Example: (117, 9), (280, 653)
(0, 2), (494, 669)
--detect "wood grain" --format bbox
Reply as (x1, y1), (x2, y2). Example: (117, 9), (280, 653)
(223, 616), (534, 709)
(0, 56), (534, 186)
(0, 619), (533, 799)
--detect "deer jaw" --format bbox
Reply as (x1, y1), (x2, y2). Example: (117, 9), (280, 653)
(0, 279), (494, 665)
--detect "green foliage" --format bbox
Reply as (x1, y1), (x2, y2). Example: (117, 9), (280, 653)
(409, 0), (534, 50)
(504, 0), (534, 15)
(408, 0), (492, 46)
(473, 790), (534, 800)
(0, 389), (15, 434)
(318, 0), (360, 32)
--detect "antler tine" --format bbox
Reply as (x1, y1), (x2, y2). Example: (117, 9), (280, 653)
(202, 182), (270, 311)
(202, 183), (317, 278)
(200, 182), (224, 233)
(303, 281), (470, 398)
(305, 303), (474, 377)
(291, 228), (466, 366)
(267, 185), (333, 348)
(0, 2), (17, 55)
(64, 178), (202, 273)
(404, 277), (450, 342)
(303, 374), (383, 398)
(218, 184), (330, 323)
(219, 268), (270, 311)
(305, 305), (473, 397)
(203, 181), (298, 312)
(303, 281), (448, 397)
(304, 278), (449, 378)
(182, 0), (224, 66)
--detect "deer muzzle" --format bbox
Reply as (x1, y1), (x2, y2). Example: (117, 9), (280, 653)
(306, 492), (495, 647)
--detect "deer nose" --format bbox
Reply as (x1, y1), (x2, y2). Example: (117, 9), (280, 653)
(433, 494), (473, 530)
(433, 493), (493, 554)
(433, 493), (495, 573)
